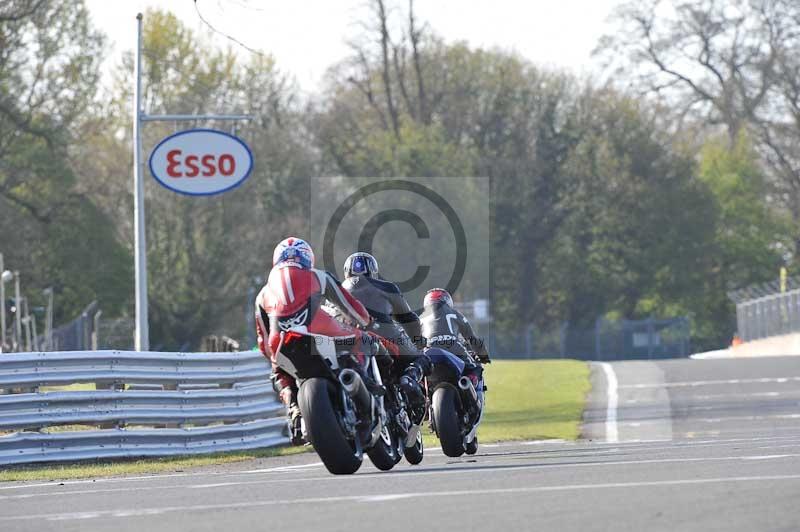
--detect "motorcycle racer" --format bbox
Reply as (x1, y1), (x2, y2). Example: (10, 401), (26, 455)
(255, 238), (384, 444)
(420, 288), (491, 379)
(255, 239), (426, 444)
(341, 252), (432, 415)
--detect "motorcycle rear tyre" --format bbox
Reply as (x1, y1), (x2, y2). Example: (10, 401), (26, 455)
(432, 386), (464, 457)
(298, 378), (362, 475)
(404, 429), (424, 465)
(465, 436), (478, 455)
(367, 422), (400, 471)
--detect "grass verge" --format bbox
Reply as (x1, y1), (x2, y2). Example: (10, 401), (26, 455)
(477, 359), (590, 442)
(0, 445), (309, 483)
(421, 359), (590, 447)
(0, 359), (589, 482)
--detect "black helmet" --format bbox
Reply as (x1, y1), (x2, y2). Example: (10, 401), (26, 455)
(424, 288), (453, 308)
(343, 252), (379, 278)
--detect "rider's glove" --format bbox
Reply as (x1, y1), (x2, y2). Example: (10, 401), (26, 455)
(414, 335), (428, 350)
(413, 353), (432, 376)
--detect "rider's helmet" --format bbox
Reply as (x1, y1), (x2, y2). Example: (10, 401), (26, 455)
(273, 237), (315, 269)
(343, 252), (379, 278)
(424, 288), (453, 308)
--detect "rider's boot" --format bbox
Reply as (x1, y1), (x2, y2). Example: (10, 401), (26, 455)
(280, 388), (305, 445)
(399, 364), (427, 423)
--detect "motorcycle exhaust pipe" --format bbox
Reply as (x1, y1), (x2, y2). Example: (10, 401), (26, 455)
(458, 376), (478, 403)
(339, 369), (372, 411)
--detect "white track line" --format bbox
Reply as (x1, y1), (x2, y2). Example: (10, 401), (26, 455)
(5, 446), (800, 501)
(5, 474), (800, 522)
(241, 462), (323, 474)
(619, 377), (800, 389)
(599, 363), (619, 443)
(691, 392), (782, 400)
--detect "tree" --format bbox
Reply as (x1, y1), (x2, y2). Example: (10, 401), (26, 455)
(315, 0), (588, 331)
(0, 0), (131, 322)
(538, 90), (712, 330)
(96, 9), (314, 348)
(597, 0), (800, 258)
(690, 133), (790, 346)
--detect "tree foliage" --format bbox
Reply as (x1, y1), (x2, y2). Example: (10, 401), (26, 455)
(0, 0), (792, 351)
(599, 0), (800, 256)
(0, 0), (130, 322)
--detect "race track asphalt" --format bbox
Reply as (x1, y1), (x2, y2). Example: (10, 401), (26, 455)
(2, 355), (799, 532)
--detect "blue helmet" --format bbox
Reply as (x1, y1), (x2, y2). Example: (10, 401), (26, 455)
(343, 252), (379, 278)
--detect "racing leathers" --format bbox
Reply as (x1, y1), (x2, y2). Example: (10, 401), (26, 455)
(341, 275), (426, 360)
(342, 275), (432, 415)
(420, 301), (491, 370)
(255, 263), (386, 443)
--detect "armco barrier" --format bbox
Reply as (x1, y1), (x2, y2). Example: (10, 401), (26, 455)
(0, 350), (288, 465)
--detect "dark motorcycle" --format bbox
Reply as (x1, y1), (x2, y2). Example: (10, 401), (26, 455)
(380, 367), (426, 466)
(274, 326), (400, 475)
(425, 347), (485, 457)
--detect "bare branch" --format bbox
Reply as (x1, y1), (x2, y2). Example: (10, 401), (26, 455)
(408, 0), (429, 124)
(375, 0), (400, 138)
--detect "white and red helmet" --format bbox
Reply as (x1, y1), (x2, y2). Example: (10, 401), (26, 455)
(272, 237), (315, 269)
(424, 288), (453, 308)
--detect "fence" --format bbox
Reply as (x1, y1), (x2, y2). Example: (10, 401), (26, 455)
(479, 317), (691, 360)
(31, 303), (135, 352)
(0, 350), (287, 465)
(730, 283), (800, 342)
(48, 301), (101, 352)
(98, 318), (135, 350)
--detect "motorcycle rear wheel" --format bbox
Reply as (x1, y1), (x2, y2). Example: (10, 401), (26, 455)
(404, 429), (424, 465)
(432, 385), (465, 457)
(465, 435), (478, 455)
(367, 422), (400, 471)
(298, 377), (362, 475)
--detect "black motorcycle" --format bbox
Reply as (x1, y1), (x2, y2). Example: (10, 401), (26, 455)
(274, 326), (400, 475)
(381, 367), (426, 466)
(425, 347), (485, 457)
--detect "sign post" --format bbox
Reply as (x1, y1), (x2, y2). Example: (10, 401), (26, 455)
(133, 14), (147, 352)
(0, 253), (5, 349)
(132, 13), (252, 350)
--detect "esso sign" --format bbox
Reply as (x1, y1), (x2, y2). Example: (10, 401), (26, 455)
(148, 129), (253, 196)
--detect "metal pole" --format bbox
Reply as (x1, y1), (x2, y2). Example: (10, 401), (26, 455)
(0, 253), (5, 351)
(141, 114), (254, 122)
(93, 310), (103, 350)
(133, 13), (149, 351)
(14, 271), (21, 352)
(45, 288), (53, 350)
(23, 298), (31, 351)
(30, 306), (38, 350)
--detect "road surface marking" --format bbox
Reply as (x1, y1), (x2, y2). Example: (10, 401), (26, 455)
(7, 451), (800, 502)
(620, 377), (800, 389)
(692, 392), (782, 400)
(697, 414), (800, 423)
(4, 434), (797, 495)
(741, 454), (793, 460)
(599, 363), (619, 443)
(242, 462), (323, 473)
(5, 474), (800, 522)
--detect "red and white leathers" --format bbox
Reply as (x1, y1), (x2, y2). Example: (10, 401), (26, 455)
(255, 262), (375, 399)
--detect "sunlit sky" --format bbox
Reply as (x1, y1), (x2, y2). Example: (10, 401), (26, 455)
(85, 0), (622, 93)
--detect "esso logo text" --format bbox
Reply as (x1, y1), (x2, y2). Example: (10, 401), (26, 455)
(148, 129), (254, 196)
